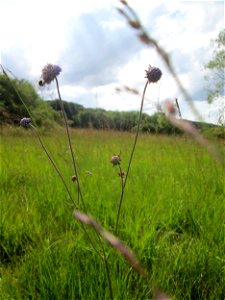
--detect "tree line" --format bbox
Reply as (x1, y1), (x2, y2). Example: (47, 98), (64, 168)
(0, 73), (223, 137)
(0, 73), (181, 133)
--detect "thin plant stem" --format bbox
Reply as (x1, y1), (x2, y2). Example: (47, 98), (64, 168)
(118, 165), (125, 195)
(30, 123), (77, 208)
(55, 77), (86, 211)
(115, 80), (149, 233)
(104, 255), (114, 300)
(55, 78), (114, 294)
(96, 234), (114, 300)
(175, 98), (182, 118)
(30, 123), (102, 257)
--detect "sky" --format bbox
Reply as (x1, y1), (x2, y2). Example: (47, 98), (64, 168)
(1, 0), (224, 124)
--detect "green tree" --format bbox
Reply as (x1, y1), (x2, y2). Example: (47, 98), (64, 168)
(205, 29), (225, 103)
(0, 74), (60, 127)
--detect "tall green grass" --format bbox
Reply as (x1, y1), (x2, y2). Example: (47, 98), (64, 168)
(0, 128), (224, 299)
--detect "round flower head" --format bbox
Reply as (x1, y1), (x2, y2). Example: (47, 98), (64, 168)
(145, 65), (162, 83)
(20, 117), (31, 128)
(110, 155), (121, 166)
(40, 63), (62, 85)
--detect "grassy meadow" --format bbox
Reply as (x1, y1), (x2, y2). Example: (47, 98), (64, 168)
(0, 128), (224, 299)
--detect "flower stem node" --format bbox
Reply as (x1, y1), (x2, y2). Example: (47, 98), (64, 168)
(40, 64), (62, 85)
(145, 65), (162, 83)
(20, 117), (31, 128)
(118, 171), (126, 178)
(110, 155), (121, 166)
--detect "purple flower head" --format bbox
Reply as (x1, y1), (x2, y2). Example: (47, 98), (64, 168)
(20, 117), (31, 128)
(40, 63), (62, 85)
(145, 65), (162, 83)
(110, 155), (121, 166)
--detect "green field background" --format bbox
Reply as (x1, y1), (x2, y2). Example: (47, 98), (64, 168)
(0, 128), (224, 299)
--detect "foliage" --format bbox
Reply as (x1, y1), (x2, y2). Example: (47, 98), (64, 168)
(205, 29), (225, 103)
(0, 74), (60, 128)
(0, 74), (222, 135)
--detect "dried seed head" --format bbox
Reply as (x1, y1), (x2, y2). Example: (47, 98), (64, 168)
(40, 63), (62, 85)
(71, 175), (77, 182)
(110, 155), (121, 166)
(20, 117), (31, 128)
(118, 171), (126, 178)
(138, 33), (150, 45)
(128, 20), (141, 30)
(145, 65), (162, 83)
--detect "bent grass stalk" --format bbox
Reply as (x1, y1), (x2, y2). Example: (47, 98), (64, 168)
(117, 0), (203, 122)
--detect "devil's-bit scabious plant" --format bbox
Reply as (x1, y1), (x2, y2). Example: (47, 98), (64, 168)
(20, 117), (31, 128)
(39, 63), (86, 209)
(110, 154), (121, 166)
(39, 64), (62, 86)
(145, 65), (162, 83)
(115, 65), (162, 234)
(38, 64), (114, 299)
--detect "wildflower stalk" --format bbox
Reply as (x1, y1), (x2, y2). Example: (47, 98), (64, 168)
(30, 123), (77, 208)
(28, 122), (102, 257)
(96, 234), (114, 300)
(39, 64), (113, 296)
(115, 80), (149, 234)
(55, 73), (113, 296)
(55, 77), (86, 211)
(118, 165), (125, 197)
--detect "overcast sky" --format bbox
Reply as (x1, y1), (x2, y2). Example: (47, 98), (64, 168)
(1, 0), (224, 124)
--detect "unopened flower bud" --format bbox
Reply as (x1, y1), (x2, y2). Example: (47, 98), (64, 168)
(110, 155), (121, 166)
(145, 65), (162, 83)
(71, 175), (77, 182)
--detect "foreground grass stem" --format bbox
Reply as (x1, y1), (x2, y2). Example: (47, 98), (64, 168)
(115, 80), (149, 233)
(29, 123), (103, 256)
(30, 123), (77, 209)
(55, 77), (86, 210)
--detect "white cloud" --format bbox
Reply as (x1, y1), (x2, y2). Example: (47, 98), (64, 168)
(1, 0), (224, 124)
(179, 97), (225, 125)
